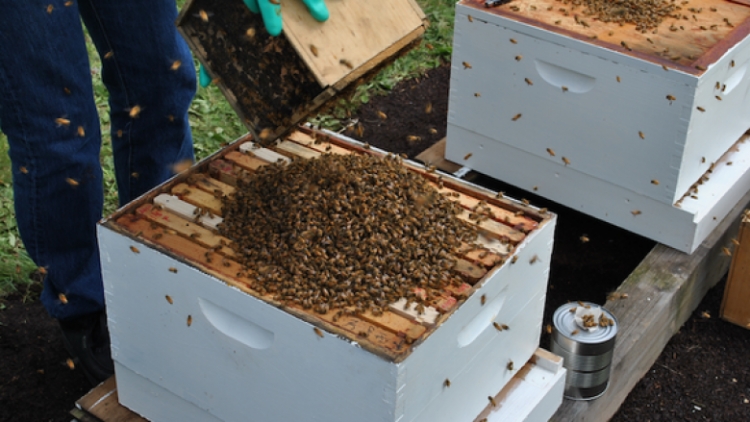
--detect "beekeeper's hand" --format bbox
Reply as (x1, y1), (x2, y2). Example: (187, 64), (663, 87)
(244, 0), (329, 37)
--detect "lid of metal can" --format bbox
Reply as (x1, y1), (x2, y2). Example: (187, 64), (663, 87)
(552, 302), (618, 354)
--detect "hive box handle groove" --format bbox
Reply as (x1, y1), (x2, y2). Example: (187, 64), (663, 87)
(199, 297), (275, 350)
(457, 287), (507, 348)
(535, 60), (595, 94)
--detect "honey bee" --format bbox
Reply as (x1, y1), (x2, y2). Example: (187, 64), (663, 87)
(493, 322), (503, 331)
(407, 135), (421, 142)
(129, 105), (142, 118)
(377, 110), (387, 120)
(697, 106), (706, 112)
(339, 59), (354, 69)
(616, 76), (621, 83)
(467, 14), (473, 22)
(529, 255), (539, 264)
(620, 41), (631, 51)
(462, 61), (472, 69)
(571, 329), (579, 336)
(474, 92), (481, 97)
(651, 179), (659, 185)
(580, 234), (590, 243)
(546, 324), (553, 334)
(545, 147), (556, 157)
(732, 238), (740, 246)
(429, 128), (438, 135)
(309, 44), (319, 57)
(130, 245), (140, 254)
(662, 65), (669, 71)
(510, 38), (517, 44)
(103, 51), (114, 60)
(524, 78), (533, 86)
(58, 293), (68, 304)
(245, 27), (256, 39)
(561, 86), (568, 92)
(55, 117), (70, 127)
(731, 60), (735, 67)
(515, 55), (522, 61)
(358, 331), (369, 338)
(512, 113), (522, 121)
(631, 210), (642, 216)
(169, 267), (178, 273)
(464, 153), (473, 160)
(170, 60), (182, 71)
(716, 95), (723, 101)
(666, 94), (676, 102)
(165, 295), (173, 304)
(506, 360), (514, 371)
(76, 126), (85, 137)
(65, 177), (79, 187)
(562, 156), (570, 166)
(569, 307), (577, 313)
(425, 102), (433, 114)
(198, 9), (210, 22)
(314, 327), (324, 338)
(64, 1), (73, 6)
(187, 315), (193, 326)
(480, 294), (486, 305)
(638, 131), (645, 140)
(554, 20), (561, 25)
(722, 246), (732, 256)
(511, 256), (518, 264)
(116, 129), (123, 138)
(495, 191), (504, 199)
(444, 378), (451, 388)
(488, 396), (497, 407)
(47, 4), (54, 13)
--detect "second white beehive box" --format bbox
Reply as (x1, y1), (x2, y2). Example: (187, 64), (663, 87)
(447, 0), (750, 252)
(99, 129), (556, 422)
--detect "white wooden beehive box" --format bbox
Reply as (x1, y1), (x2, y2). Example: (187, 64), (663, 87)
(98, 128), (556, 422)
(447, 0), (750, 253)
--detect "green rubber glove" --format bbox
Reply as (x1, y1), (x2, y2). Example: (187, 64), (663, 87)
(243, 0), (329, 37)
(199, 63), (212, 88)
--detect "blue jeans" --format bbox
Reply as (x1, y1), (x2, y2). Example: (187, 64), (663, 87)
(0, 0), (196, 320)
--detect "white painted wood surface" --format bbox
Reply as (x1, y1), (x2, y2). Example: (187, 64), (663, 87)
(446, 3), (750, 253)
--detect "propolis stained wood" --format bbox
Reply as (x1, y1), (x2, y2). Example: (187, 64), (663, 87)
(447, 0), (750, 252)
(98, 128), (556, 422)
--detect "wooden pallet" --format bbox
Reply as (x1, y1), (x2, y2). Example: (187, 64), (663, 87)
(416, 139), (750, 421)
(102, 127), (549, 363)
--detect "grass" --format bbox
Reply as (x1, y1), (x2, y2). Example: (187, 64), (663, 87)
(0, 0), (454, 298)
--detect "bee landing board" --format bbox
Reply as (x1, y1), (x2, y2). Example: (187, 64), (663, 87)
(98, 128), (557, 422)
(176, 0), (426, 141)
(447, 0), (750, 253)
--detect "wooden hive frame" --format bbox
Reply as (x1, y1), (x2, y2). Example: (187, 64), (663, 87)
(176, 0), (428, 141)
(101, 127), (552, 363)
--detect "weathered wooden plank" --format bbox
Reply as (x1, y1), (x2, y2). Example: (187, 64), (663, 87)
(551, 185), (750, 421)
(74, 377), (143, 422)
(415, 138), (464, 174)
(720, 210), (750, 329)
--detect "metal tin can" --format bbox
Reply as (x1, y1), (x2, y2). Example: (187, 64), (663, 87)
(550, 302), (618, 400)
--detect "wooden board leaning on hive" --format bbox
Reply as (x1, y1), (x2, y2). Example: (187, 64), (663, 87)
(101, 127), (552, 363)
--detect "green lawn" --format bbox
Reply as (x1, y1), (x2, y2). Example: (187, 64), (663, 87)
(0, 0), (455, 298)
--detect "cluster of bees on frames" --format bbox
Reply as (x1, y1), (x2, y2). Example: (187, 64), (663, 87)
(218, 153), (483, 316)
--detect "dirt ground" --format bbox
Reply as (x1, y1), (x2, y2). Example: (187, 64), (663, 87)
(0, 63), (748, 421)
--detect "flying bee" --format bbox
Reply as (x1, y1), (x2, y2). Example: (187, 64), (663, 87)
(515, 55), (522, 61)
(616, 76), (621, 83)
(444, 378), (451, 388)
(474, 92), (481, 97)
(170, 60), (182, 71)
(377, 110), (387, 120)
(66, 358), (75, 370)
(187, 315), (193, 326)
(639, 131), (645, 139)
(77, 126), (85, 137)
(510, 38), (517, 44)
(129, 105), (142, 118)
(580, 234), (590, 243)
(47, 4), (54, 13)
(425, 102), (433, 114)
(165, 295), (173, 305)
(546, 324), (553, 334)
(732, 238), (740, 246)
(65, 177), (79, 187)
(55, 117), (70, 127)
(464, 153), (473, 160)
(512, 113), (522, 121)
(197, 9), (212, 22)
(58, 293), (68, 304)
(666, 94), (676, 102)
(546, 148), (555, 157)
(561, 86), (569, 92)
(130, 246), (140, 254)
(407, 135), (421, 142)
(651, 179), (659, 185)
(722, 246), (732, 256)
(462, 61), (472, 69)
(524, 78), (533, 86)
